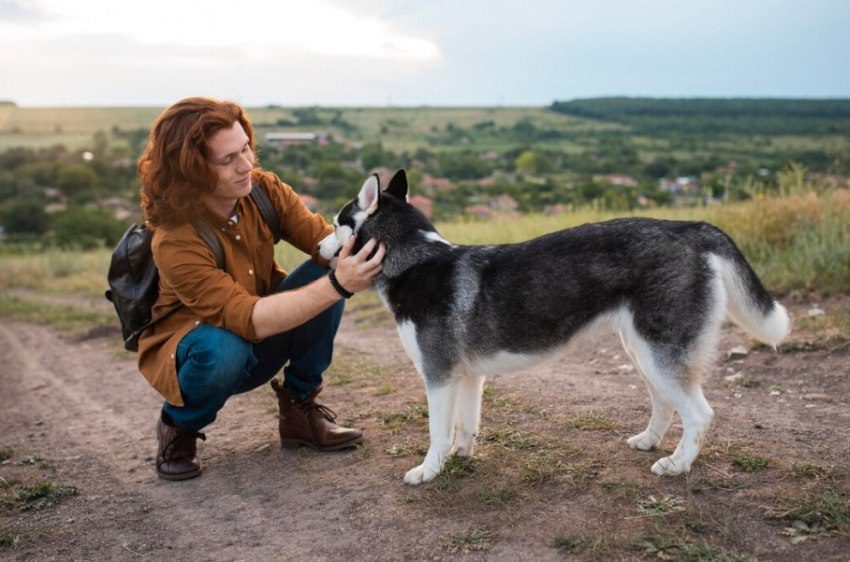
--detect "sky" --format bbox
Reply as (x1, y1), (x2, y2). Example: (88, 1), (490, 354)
(1, 0), (848, 106)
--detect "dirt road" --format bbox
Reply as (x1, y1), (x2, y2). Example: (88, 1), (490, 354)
(1, 297), (848, 560)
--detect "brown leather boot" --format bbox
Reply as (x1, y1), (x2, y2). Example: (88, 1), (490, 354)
(271, 379), (363, 451)
(156, 415), (206, 481)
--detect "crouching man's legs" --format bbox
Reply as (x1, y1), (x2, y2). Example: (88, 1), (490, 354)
(158, 326), (255, 480)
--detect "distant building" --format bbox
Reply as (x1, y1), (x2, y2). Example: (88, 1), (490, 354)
(408, 195), (433, 218)
(489, 193), (518, 212)
(594, 174), (639, 187)
(420, 175), (454, 192)
(265, 132), (329, 147)
(659, 176), (700, 194)
(465, 204), (494, 220)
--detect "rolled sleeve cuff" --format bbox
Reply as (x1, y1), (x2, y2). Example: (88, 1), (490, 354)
(223, 293), (262, 342)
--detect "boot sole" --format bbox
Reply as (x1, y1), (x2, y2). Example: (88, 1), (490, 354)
(157, 467), (203, 481)
(280, 437), (363, 451)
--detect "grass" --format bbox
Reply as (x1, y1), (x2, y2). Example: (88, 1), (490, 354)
(638, 495), (687, 517)
(442, 527), (492, 554)
(0, 292), (116, 332)
(0, 528), (18, 549)
(0, 479), (77, 513)
(633, 536), (756, 561)
(732, 454), (771, 472)
(767, 491), (850, 540)
(567, 410), (618, 431)
(377, 402), (428, 431)
(551, 533), (592, 554)
(0, 448), (11, 462)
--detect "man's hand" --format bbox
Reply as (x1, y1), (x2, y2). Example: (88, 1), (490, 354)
(333, 236), (385, 294)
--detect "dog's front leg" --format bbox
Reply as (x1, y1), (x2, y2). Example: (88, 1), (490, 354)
(404, 379), (458, 485)
(451, 373), (485, 457)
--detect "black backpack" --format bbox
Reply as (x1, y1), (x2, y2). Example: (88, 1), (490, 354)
(105, 184), (281, 351)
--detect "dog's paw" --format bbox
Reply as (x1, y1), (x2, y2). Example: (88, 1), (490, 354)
(403, 463), (440, 485)
(651, 455), (689, 476)
(628, 431), (661, 451)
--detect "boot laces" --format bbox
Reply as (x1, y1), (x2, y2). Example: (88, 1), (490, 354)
(301, 401), (338, 423)
(163, 429), (206, 460)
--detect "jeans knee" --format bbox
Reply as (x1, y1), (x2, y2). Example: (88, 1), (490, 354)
(179, 328), (254, 396)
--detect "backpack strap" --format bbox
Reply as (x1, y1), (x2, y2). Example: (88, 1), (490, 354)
(191, 219), (225, 269)
(249, 183), (282, 244)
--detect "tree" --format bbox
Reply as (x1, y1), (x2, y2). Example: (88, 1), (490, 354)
(1, 200), (50, 235)
(56, 164), (99, 200)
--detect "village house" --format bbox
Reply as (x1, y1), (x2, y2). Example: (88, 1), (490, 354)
(408, 195), (433, 218)
(264, 132), (329, 148)
(594, 174), (639, 187)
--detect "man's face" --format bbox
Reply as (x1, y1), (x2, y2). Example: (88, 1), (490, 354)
(206, 120), (254, 202)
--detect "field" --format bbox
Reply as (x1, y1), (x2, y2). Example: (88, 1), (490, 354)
(1, 185), (849, 559)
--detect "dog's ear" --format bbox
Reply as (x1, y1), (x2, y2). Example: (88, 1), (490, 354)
(385, 169), (408, 201)
(357, 174), (380, 215)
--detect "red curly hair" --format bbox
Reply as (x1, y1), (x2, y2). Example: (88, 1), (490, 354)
(139, 97), (257, 227)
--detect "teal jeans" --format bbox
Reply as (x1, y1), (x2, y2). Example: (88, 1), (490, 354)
(162, 260), (344, 430)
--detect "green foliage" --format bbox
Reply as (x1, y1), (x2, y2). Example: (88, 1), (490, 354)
(51, 207), (128, 249)
(1, 199), (50, 235)
(551, 97), (850, 135)
(56, 163), (98, 198)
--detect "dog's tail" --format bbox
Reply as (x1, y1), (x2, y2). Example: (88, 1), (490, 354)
(702, 229), (790, 347)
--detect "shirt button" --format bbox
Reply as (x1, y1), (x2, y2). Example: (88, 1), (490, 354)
(194, 320), (200, 326)
(235, 235), (241, 241)
(170, 353), (175, 360)
(248, 268), (254, 276)
(228, 220), (235, 226)
(220, 227), (225, 232)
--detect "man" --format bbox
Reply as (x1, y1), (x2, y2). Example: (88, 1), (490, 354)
(137, 97), (385, 480)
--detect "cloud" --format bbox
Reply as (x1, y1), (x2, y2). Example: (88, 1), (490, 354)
(0, 0), (47, 22)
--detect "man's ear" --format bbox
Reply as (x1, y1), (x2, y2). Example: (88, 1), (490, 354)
(357, 174), (380, 215)
(385, 169), (408, 201)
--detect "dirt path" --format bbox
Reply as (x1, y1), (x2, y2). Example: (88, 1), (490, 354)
(1, 298), (849, 560)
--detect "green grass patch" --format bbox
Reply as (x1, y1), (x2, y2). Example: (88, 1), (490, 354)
(552, 533), (592, 554)
(0, 292), (115, 332)
(0, 528), (19, 549)
(432, 456), (477, 491)
(638, 495), (687, 516)
(732, 454), (771, 472)
(767, 491), (850, 541)
(479, 426), (540, 450)
(442, 527), (492, 554)
(567, 410), (618, 431)
(477, 483), (519, 508)
(377, 402), (428, 431)
(0, 479), (77, 513)
(633, 536), (756, 561)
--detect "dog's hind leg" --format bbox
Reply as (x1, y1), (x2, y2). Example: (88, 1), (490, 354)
(451, 373), (486, 457)
(628, 380), (674, 451)
(619, 330), (674, 451)
(404, 377), (459, 485)
(650, 379), (713, 476)
(619, 315), (713, 475)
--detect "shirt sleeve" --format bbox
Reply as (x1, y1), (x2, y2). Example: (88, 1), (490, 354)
(152, 232), (261, 341)
(260, 173), (334, 267)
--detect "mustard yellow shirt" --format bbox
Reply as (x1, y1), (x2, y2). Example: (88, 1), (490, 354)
(137, 170), (333, 406)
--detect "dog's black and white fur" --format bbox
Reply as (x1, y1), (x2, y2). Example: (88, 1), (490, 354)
(319, 170), (790, 485)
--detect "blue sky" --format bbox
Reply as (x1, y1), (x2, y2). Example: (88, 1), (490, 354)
(1, 0), (848, 106)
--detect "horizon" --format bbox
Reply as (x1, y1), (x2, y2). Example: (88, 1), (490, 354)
(4, 95), (850, 110)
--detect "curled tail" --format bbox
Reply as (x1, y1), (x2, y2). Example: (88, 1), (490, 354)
(708, 249), (790, 347)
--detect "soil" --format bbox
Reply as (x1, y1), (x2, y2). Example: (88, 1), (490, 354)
(1, 295), (848, 560)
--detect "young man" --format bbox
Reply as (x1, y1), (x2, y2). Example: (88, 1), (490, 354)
(137, 97), (385, 480)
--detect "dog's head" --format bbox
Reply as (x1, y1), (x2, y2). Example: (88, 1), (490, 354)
(318, 168), (409, 260)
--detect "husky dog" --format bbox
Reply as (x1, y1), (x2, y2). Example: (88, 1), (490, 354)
(319, 170), (790, 485)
